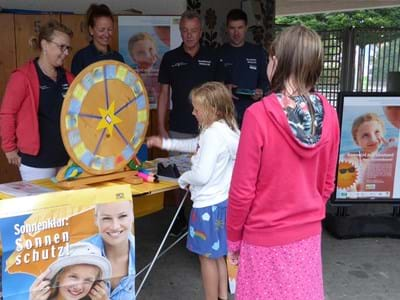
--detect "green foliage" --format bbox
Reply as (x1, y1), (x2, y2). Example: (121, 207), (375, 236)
(276, 7), (400, 31)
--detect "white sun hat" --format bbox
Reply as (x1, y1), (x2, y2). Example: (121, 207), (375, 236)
(45, 242), (112, 281)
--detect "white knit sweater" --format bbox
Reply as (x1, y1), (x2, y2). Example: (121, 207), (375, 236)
(162, 120), (240, 208)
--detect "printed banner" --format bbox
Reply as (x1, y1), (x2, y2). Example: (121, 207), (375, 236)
(335, 94), (400, 201)
(118, 16), (181, 109)
(227, 257), (238, 294)
(0, 185), (135, 300)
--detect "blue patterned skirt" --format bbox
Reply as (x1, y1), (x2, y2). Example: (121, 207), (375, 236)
(186, 200), (227, 259)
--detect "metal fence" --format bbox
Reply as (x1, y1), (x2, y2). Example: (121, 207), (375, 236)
(316, 27), (400, 107)
(352, 28), (400, 92)
(317, 30), (343, 107)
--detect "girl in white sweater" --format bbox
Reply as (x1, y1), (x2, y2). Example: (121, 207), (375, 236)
(147, 81), (239, 300)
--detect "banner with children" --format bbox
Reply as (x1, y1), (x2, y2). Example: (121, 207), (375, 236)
(118, 16), (182, 108)
(335, 93), (400, 201)
(0, 185), (135, 300)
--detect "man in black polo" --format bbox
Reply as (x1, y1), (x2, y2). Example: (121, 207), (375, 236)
(218, 8), (269, 127)
(157, 10), (220, 236)
(157, 10), (220, 138)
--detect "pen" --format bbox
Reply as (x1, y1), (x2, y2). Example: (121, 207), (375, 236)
(139, 168), (154, 176)
(138, 171), (159, 183)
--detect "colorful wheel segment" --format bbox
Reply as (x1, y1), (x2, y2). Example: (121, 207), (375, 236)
(60, 60), (150, 175)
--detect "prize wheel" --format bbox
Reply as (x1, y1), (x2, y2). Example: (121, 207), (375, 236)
(60, 60), (149, 175)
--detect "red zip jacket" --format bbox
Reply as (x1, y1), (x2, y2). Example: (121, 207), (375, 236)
(0, 60), (74, 155)
(227, 93), (340, 247)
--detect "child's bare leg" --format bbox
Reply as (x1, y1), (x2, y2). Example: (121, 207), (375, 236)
(217, 257), (228, 299)
(199, 255), (218, 300)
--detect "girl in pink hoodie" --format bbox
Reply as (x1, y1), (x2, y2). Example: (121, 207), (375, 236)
(227, 25), (340, 300)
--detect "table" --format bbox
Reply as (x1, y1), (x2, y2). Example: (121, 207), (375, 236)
(0, 177), (179, 218)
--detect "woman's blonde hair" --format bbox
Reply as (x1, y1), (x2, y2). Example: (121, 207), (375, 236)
(190, 81), (238, 131)
(30, 20), (73, 50)
(351, 113), (385, 144)
(269, 25), (323, 95)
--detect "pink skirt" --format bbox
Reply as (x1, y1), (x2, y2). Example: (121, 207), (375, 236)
(236, 234), (324, 300)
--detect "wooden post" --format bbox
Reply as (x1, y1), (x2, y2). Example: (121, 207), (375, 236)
(0, 14), (21, 183)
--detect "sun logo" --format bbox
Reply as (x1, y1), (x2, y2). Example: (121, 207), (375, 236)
(337, 160), (358, 190)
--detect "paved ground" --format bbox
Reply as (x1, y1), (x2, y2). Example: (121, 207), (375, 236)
(135, 206), (400, 300)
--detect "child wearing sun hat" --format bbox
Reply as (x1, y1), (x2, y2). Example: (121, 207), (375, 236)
(29, 242), (111, 300)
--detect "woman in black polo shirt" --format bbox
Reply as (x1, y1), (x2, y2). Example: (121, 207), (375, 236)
(71, 3), (124, 76)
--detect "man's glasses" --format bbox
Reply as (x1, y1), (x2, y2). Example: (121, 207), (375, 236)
(49, 40), (72, 53)
(339, 167), (356, 174)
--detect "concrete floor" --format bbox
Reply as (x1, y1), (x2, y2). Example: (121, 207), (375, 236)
(135, 207), (400, 300)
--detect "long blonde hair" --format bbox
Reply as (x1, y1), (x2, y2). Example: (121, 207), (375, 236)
(190, 82), (238, 131)
(269, 25), (323, 96)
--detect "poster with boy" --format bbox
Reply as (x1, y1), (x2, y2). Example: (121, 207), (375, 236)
(336, 95), (400, 200)
(118, 16), (181, 108)
(0, 185), (135, 300)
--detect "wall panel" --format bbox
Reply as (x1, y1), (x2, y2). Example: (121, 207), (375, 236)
(60, 14), (88, 71)
(0, 14), (20, 183)
(14, 14), (59, 67)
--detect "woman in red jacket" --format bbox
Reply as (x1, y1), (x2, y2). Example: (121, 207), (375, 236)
(0, 20), (74, 181)
(227, 25), (340, 300)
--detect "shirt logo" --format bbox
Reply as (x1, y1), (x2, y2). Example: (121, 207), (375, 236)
(40, 85), (50, 90)
(62, 83), (69, 97)
(172, 62), (187, 68)
(246, 58), (257, 64)
(249, 65), (257, 70)
(198, 60), (211, 66)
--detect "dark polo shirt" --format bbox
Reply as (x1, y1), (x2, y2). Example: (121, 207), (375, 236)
(218, 42), (269, 126)
(20, 59), (70, 167)
(71, 42), (124, 76)
(158, 44), (220, 134)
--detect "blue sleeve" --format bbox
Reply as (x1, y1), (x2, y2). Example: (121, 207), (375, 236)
(85, 234), (104, 249)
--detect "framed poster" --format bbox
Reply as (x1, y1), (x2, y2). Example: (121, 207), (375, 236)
(118, 16), (182, 109)
(0, 185), (134, 299)
(333, 92), (400, 203)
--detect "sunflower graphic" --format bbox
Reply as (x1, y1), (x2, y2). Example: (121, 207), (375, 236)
(337, 160), (359, 190)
